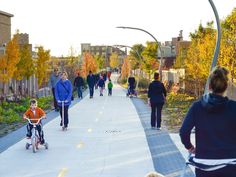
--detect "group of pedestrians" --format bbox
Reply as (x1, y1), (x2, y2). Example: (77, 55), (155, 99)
(24, 65), (236, 176)
(87, 70), (113, 98)
(49, 69), (113, 130)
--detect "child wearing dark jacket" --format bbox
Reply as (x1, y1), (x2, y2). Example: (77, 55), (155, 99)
(97, 75), (105, 96)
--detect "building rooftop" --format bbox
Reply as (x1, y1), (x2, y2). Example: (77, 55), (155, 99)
(0, 10), (14, 17)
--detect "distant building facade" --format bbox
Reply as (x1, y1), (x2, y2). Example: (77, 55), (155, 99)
(81, 43), (127, 67)
(0, 10), (13, 56)
(14, 33), (33, 52)
(161, 30), (191, 69)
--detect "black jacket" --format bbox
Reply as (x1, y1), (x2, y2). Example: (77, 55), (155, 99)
(180, 93), (236, 159)
(87, 74), (95, 87)
(74, 76), (84, 87)
(148, 80), (166, 103)
(128, 77), (136, 87)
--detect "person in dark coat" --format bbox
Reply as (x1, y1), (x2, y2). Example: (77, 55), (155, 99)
(179, 66), (236, 177)
(74, 72), (84, 99)
(148, 72), (167, 130)
(86, 71), (95, 98)
(49, 68), (61, 111)
(127, 75), (136, 95)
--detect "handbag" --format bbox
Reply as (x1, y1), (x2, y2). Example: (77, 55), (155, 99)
(60, 82), (74, 101)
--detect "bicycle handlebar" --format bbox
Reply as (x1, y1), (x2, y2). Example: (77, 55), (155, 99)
(25, 117), (45, 126)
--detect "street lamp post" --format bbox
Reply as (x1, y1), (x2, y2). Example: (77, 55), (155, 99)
(114, 44), (143, 90)
(116, 26), (163, 81)
(204, 0), (221, 94)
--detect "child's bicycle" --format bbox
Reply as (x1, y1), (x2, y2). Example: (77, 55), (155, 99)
(25, 118), (49, 153)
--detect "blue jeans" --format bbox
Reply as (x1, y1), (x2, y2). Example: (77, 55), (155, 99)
(77, 86), (83, 98)
(151, 102), (164, 128)
(89, 86), (94, 97)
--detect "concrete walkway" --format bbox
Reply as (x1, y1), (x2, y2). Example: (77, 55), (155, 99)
(0, 74), (196, 177)
(0, 74), (154, 177)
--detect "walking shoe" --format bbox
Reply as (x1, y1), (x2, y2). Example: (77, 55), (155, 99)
(157, 127), (162, 130)
(60, 121), (62, 126)
(40, 139), (45, 145)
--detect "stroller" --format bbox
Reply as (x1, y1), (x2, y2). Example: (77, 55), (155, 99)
(126, 84), (137, 97)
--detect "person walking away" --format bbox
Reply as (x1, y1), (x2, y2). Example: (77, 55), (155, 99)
(128, 74), (136, 95)
(148, 72), (167, 130)
(49, 68), (61, 111)
(87, 71), (95, 98)
(179, 66), (236, 177)
(97, 75), (105, 96)
(108, 79), (113, 96)
(55, 71), (72, 130)
(23, 99), (46, 144)
(73, 72), (84, 99)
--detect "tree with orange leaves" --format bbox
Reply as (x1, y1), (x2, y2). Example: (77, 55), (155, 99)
(81, 52), (98, 77)
(0, 34), (20, 95)
(121, 56), (131, 79)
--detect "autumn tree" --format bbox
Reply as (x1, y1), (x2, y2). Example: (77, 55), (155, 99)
(184, 22), (216, 97)
(109, 52), (119, 69)
(0, 34), (20, 95)
(129, 44), (145, 71)
(121, 56), (131, 79)
(141, 41), (159, 79)
(94, 54), (105, 70)
(81, 52), (98, 77)
(36, 46), (50, 88)
(219, 8), (236, 83)
(14, 44), (34, 81)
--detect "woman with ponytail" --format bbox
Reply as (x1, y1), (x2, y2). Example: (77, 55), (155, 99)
(180, 66), (236, 177)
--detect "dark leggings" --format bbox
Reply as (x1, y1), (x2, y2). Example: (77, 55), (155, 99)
(59, 105), (69, 127)
(196, 165), (236, 177)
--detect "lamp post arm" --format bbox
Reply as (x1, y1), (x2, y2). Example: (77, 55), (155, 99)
(204, 0), (221, 94)
(116, 26), (163, 81)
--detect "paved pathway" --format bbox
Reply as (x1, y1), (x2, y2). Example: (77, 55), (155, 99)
(0, 75), (154, 177)
(0, 74), (195, 177)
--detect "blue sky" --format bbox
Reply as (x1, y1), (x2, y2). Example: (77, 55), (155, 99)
(1, 0), (236, 56)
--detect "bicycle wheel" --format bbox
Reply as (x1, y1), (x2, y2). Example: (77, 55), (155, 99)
(32, 137), (37, 153)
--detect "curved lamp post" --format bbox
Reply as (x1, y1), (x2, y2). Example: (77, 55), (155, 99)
(116, 26), (163, 81)
(204, 0), (221, 94)
(114, 44), (143, 90)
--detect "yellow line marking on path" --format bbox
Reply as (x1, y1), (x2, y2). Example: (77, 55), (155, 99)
(88, 128), (92, 132)
(57, 168), (68, 177)
(77, 142), (84, 148)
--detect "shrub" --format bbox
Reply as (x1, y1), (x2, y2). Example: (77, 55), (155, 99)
(137, 78), (150, 89)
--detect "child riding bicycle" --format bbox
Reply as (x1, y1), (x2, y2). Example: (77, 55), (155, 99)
(23, 99), (46, 144)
